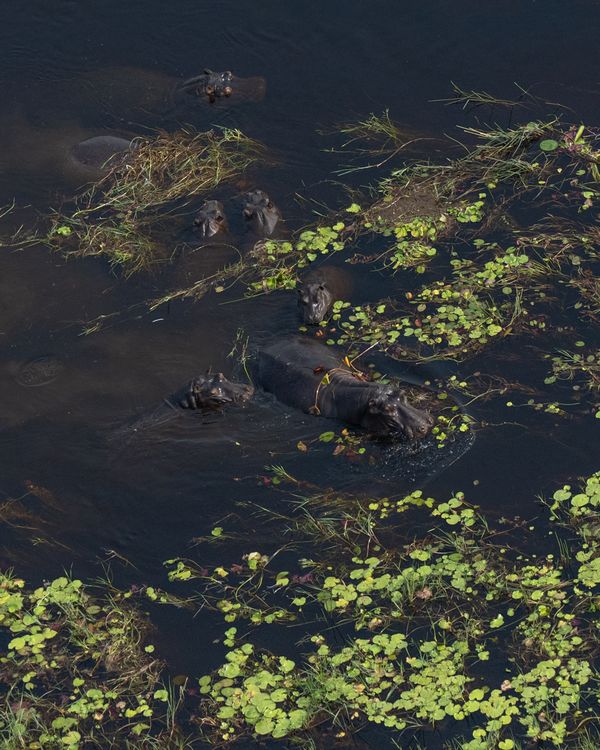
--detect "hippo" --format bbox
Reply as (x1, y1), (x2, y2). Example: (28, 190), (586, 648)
(256, 338), (434, 440)
(193, 200), (229, 239)
(243, 190), (282, 238)
(177, 338), (433, 441)
(66, 135), (132, 180)
(176, 69), (266, 106)
(16, 68), (266, 134)
(172, 372), (254, 411)
(298, 266), (353, 325)
(0, 107), (135, 196)
(174, 191), (282, 288)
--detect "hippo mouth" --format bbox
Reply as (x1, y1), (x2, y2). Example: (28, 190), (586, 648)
(395, 411), (435, 441)
(397, 421), (431, 442)
(194, 215), (227, 238)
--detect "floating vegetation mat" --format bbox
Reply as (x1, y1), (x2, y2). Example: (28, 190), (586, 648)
(2, 469), (598, 749)
(164, 468), (600, 749)
(42, 128), (264, 274)
(156, 118), (599, 352)
(0, 574), (176, 748)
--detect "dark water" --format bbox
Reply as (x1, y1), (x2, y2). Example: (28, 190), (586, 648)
(0, 0), (599, 685)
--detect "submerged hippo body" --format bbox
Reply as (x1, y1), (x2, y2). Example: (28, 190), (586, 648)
(65, 135), (132, 183)
(256, 338), (433, 440)
(68, 136), (131, 170)
(0, 107), (134, 195)
(21, 67), (266, 129)
(298, 266), (353, 324)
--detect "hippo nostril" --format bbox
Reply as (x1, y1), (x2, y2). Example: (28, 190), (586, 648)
(223, 86), (233, 96)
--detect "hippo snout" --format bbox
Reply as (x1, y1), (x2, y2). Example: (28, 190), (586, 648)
(402, 410), (435, 441)
(303, 310), (322, 326)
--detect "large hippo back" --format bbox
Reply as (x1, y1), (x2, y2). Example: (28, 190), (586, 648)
(257, 337), (346, 413)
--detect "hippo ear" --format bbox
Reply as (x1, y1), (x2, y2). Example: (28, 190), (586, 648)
(318, 284), (325, 291)
(215, 373), (226, 382)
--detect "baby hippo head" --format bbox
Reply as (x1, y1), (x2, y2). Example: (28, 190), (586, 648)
(179, 373), (254, 410)
(361, 390), (434, 440)
(243, 190), (281, 237)
(193, 200), (228, 238)
(298, 281), (334, 325)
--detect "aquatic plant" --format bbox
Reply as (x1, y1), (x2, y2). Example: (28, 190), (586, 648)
(545, 347), (600, 415)
(159, 469), (599, 749)
(436, 82), (528, 110)
(46, 128), (263, 274)
(2, 465), (598, 750)
(0, 573), (184, 748)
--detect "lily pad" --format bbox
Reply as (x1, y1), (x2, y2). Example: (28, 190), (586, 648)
(539, 139), (559, 152)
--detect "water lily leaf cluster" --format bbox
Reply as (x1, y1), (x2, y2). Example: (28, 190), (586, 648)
(0, 574), (172, 747)
(161, 470), (600, 749)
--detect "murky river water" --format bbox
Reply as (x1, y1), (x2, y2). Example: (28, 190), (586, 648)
(0, 0), (599, 696)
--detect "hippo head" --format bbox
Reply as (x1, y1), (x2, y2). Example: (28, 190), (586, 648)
(177, 71), (267, 105)
(180, 69), (234, 103)
(243, 190), (282, 237)
(179, 373), (254, 410)
(298, 282), (334, 325)
(193, 200), (229, 238)
(360, 389), (434, 440)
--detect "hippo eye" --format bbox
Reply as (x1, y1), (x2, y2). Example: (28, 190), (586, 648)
(224, 70), (233, 78)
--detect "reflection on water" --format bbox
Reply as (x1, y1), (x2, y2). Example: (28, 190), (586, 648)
(0, 1), (598, 628)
